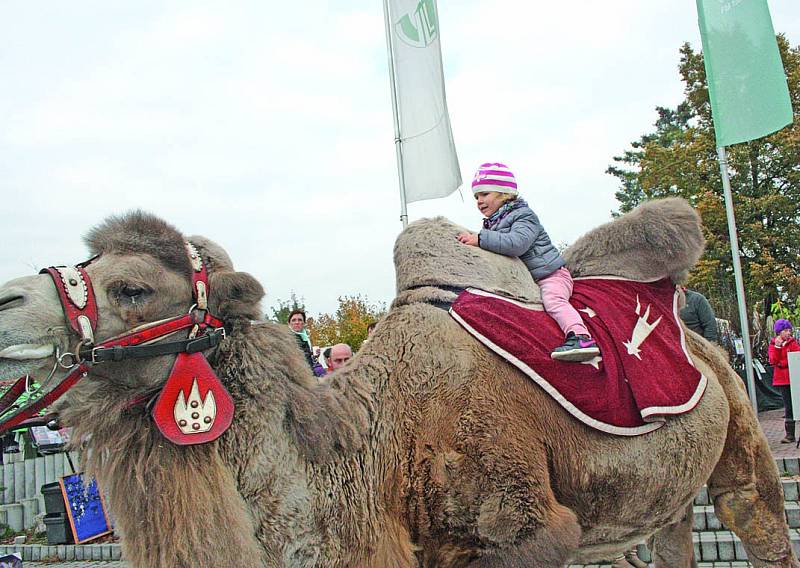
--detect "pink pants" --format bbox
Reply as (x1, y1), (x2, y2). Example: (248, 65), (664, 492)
(537, 267), (589, 338)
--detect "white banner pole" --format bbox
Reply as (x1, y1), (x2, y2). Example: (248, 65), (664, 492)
(718, 146), (758, 415)
(382, 0), (409, 229)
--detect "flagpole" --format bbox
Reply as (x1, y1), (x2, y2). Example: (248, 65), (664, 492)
(717, 146), (758, 415)
(382, 0), (409, 229)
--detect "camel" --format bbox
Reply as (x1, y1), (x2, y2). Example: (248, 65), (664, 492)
(0, 198), (795, 568)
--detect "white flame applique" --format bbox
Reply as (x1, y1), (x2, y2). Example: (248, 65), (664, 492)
(580, 355), (603, 370)
(622, 295), (663, 360)
(173, 378), (217, 435)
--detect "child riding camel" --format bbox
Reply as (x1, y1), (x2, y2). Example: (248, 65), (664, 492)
(457, 162), (600, 362)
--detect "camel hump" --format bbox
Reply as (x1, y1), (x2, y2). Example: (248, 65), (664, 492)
(393, 216), (541, 308)
(564, 197), (704, 284)
(392, 198), (704, 308)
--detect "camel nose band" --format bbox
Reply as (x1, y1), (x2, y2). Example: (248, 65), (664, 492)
(40, 265), (99, 347)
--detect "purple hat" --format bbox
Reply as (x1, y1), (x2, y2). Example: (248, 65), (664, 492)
(774, 318), (793, 333)
(471, 163), (518, 195)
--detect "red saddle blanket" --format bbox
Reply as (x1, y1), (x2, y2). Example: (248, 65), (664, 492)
(449, 278), (706, 436)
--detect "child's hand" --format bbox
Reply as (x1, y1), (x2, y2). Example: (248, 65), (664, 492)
(457, 232), (479, 247)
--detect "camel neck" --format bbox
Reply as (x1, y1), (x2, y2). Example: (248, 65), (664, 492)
(213, 323), (388, 565)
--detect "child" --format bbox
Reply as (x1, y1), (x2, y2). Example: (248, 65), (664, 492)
(457, 162), (600, 362)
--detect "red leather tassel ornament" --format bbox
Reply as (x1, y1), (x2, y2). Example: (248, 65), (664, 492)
(151, 353), (234, 445)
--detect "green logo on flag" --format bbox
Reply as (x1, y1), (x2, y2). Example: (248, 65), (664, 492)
(395, 0), (438, 48)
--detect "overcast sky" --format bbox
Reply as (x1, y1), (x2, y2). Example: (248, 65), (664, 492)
(1, 1), (798, 317)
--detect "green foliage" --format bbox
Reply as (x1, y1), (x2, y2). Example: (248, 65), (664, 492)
(0, 524), (15, 541)
(307, 295), (386, 352)
(267, 292), (305, 324)
(771, 300), (800, 327)
(607, 103), (693, 216)
(607, 36), (800, 355)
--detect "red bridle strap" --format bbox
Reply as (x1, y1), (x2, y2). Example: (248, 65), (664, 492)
(40, 266), (98, 345)
(0, 243), (228, 438)
(0, 378), (29, 417)
(0, 364), (89, 433)
(0, 312), (226, 435)
(90, 312), (223, 352)
(186, 242), (209, 311)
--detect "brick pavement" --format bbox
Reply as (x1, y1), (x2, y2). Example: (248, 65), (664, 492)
(25, 563), (127, 567)
(759, 408), (800, 460)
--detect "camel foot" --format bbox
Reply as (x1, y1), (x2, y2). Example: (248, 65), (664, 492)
(622, 549), (649, 568)
(648, 502), (696, 568)
(610, 549), (649, 568)
(611, 558), (635, 568)
(748, 559), (800, 568)
(712, 488), (799, 568)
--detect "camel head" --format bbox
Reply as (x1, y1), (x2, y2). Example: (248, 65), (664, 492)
(0, 211), (264, 416)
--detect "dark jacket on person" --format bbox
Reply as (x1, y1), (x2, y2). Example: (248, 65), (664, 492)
(769, 336), (800, 387)
(293, 333), (326, 377)
(478, 205), (565, 281)
(679, 290), (718, 343)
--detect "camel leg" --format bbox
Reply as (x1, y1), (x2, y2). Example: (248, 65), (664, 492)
(691, 336), (799, 567)
(367, 518), (418, 568)
(647, 502), (697, 568)
(468, 502), (581, 568)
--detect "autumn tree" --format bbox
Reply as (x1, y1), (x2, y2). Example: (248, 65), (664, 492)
(307, 295), (386, 352)
(607, 36), (800, 352)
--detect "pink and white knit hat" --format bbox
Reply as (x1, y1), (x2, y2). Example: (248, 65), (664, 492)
(471, 162), (518, 195)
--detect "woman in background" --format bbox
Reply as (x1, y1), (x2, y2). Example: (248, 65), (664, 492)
(768, 318), (800, 443)
(288, 309), (326, 377)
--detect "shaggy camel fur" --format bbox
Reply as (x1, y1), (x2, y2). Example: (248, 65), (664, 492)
(0, 200), (795, 568)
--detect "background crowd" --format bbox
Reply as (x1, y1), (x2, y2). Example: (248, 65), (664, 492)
(284, 306), (379, 378)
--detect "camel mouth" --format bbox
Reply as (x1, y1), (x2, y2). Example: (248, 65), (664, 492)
(0, 343), (55, 361)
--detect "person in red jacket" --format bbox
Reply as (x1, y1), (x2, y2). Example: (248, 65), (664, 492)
(769, 318), (800, 443)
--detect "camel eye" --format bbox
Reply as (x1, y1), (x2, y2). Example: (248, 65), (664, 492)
(114, 284), (150, 305)
(121, 285), (146, 298)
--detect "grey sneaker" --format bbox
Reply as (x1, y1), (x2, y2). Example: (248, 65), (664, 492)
(551, 332), (600, 362)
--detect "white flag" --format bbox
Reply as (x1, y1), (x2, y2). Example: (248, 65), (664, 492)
(386, 0), (461, 203)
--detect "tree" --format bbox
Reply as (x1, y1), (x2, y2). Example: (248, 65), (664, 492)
(307, 295), (386, 352)
(267, 292), (305, 324)
(607, 103), (693, 216)
(607, 36), (800, 355)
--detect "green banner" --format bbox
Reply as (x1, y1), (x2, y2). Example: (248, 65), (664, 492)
(696, 0), (793, 147)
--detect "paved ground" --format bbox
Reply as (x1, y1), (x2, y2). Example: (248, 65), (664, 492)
(25, 564), (126, 567)
(759, 408), (800, 459)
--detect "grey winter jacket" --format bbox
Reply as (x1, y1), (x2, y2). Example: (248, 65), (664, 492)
(479, 205), (565, 281)
(679, 289), (719, 343)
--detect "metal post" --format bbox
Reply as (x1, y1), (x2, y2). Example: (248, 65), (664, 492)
(382, 0), (409, 229)
(718, 146), (758, 415)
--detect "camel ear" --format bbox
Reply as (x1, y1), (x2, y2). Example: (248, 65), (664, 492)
(208, 271), (264, 321)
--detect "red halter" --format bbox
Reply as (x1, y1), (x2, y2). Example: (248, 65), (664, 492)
(0, 243), (234, 445)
